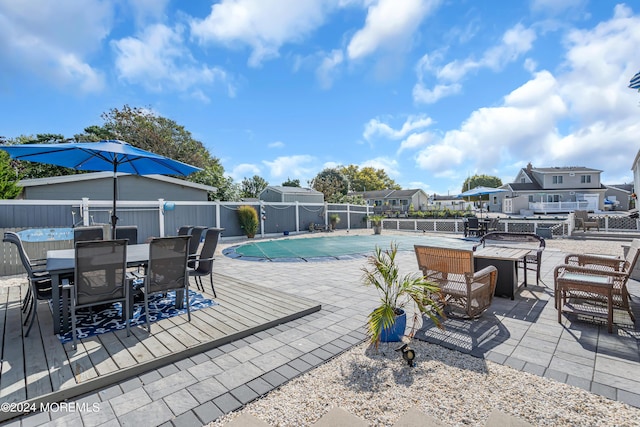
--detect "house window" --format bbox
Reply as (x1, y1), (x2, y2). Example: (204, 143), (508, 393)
(547, 194), (560, 202)
(552, 175), (563, 184)
(581, 175), (591, 183)
(520, 178), (526, 183)
(374, 200), (382, 206)
(528, 195), (534, 202)
(400, 199), (408, 205)
(492, 196), (498, 205)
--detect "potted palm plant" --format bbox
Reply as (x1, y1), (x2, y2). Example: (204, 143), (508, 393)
(362, 242), (443, 346)
(237, 205), (259, 238)
(369, 215), (384, 234)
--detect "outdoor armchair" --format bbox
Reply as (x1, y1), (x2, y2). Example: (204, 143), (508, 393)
(115, 225), (138, 245)
(574, 210), (600, 232)
(414, 245), (498, 319)
(463, 217), (481, 237)
(559, 238), (639, 323)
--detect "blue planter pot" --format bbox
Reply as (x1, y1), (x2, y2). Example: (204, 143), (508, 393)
(380, 309), (406, 342)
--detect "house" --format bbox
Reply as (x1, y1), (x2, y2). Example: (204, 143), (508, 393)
(347, 189), (430, 213)
(431, 194), (473, 211)
(500, 163), (607, 214)
(604, 184), (632, 211)
(631, 150), (640, 208)
(259, 186), (324, 203)
(17, 172), (216, 201)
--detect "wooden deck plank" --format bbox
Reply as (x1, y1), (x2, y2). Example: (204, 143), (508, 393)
(0, 275), (321, 421)
(0, 286), (27, 403)
(81, 337), (121, 377)
(23, 303), (53, 398)
(34, 296), (76, 392)
(0, 286), (9, 386)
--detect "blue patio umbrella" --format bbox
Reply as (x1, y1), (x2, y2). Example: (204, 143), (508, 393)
(458, 186), (508, 198)
(0, 139), (202, 238)
(629, 70), (640, 90)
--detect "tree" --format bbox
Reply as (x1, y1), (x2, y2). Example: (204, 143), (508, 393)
(241, 175), (268, 199)
(0, 151), (22, 199)
(281, 178), (300, 187)
(310, 168), (349, 202)
(461, 174), (503, 194)
(338, 165), (400, 191)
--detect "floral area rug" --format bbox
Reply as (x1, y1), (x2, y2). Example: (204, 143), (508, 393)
(57, 290), (217, 343)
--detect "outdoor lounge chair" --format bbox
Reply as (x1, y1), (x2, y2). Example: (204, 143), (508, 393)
(66, 239), (130, 349)
(555, 238), (639, 331)
(142, 236), (191, 332)
(574, 210), (599, 232)
(414, 245), (498, 318)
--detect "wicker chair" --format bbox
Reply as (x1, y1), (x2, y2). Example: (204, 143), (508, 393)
(557, 238), (639, 327)
(414, 245), (498, 319)
(574, 210), (599, 232)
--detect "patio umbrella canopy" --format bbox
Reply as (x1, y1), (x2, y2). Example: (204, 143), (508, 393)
(0, 139), (202, 238)
(458, 186), (508, 198)
(629, 70), (640, 90)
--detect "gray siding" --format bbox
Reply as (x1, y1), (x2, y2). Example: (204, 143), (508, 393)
(23, 175), (208, 201)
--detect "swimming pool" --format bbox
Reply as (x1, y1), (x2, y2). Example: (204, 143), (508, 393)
(223, 234), (475, 262)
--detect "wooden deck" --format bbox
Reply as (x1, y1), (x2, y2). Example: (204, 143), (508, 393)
(0, 273), (320, 420)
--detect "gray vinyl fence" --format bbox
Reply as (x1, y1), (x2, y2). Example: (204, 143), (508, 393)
(0, 199), (371, 276)
(2, 199), (638, 277)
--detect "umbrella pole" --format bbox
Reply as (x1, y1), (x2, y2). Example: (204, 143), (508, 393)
(111, 163), (118, 240)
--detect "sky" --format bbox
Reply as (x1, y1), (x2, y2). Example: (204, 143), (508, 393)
(1, 0), (640, 196)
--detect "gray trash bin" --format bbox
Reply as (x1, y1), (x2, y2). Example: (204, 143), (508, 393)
(536, 226), (552, 239)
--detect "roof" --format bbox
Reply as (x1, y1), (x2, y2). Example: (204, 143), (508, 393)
(348, 189), (426, 199)
(261, 186), (323, 195)
(532, 166), (602, 173)
(18, 171), (217, 192)
(605, 184), (633, 193)
(507, 182), (542, 191)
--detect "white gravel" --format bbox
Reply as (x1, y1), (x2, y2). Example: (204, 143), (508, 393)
(209, 235), (639, 427)
(211, 340), (640, 426)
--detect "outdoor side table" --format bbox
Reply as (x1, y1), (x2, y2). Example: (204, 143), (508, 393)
(556, 271), (614, 333)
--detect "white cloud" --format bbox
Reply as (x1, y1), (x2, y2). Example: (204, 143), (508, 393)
(268, 141), (285, 149)
(398, 132), (434, 153)
(364, 114), (433, 140)
(531, 0), (585, 15)
(263, 155), (316, 179)
(112, 24), (234, 98)
(190, 0), (330, 67)
(360, 157), (400, 177)
(316, 49), (344, 89)
(0, 0), (110, 92)
(413, 23), (536, 104)
(229, 163), (262, 181)
(347, 0), (441, 60)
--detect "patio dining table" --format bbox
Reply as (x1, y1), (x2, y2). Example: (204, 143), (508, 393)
(47, 243), (150, 334)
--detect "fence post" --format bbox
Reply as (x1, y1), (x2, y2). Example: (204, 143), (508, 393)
(324, 202), (329, 228)
(158, 199), (165, 237)
(295, 201), (300, 233)
(347, 204), (351, 230)
(215, 202), (221, 229)
(82, 198), (90, 226)
(260, 201), (265, 238)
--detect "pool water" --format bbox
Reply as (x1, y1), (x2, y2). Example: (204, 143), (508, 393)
(223, 234), (474, 262)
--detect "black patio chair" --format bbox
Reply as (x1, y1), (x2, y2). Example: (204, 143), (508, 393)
(464, 217), (481, 237)
(115, 226), (138, 245)
(73, 226), (104, 244)
(66, 239), (129, 349)
(142, 236), (191, 332)
(187, 226), (207, 260)
(189, 228), (224, 296)
(3, 231), (57, 337)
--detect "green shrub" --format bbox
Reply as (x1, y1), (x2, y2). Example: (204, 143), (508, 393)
(237, 205), (259, 237)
